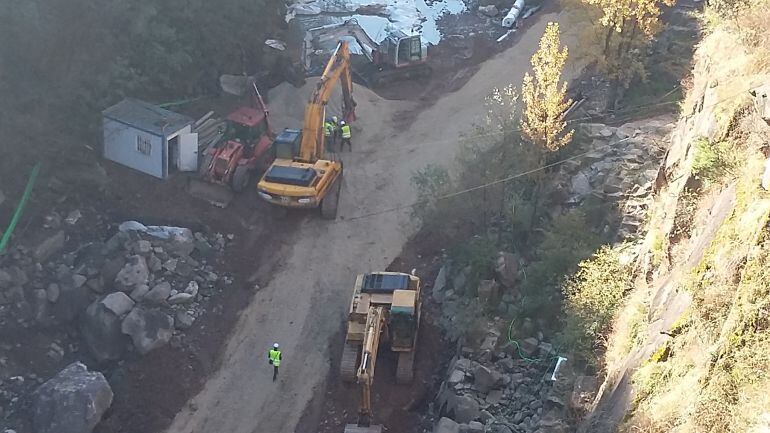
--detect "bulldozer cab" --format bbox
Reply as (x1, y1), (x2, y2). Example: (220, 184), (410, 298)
(273, 128), (302, 160)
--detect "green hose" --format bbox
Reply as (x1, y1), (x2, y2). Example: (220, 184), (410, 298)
(0, 162), (41, 253)
(506, 315), (563, 364)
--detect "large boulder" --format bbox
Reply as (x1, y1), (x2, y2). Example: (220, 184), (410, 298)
(453, 394), (480, 423)
(114, 255), (149, 289)
(101, 292), (135, 316)
(432, 265), (449, 302)
(476, 280), (499, 304)
(143, 282), (172, 304)
(0, 268), (14, 289)
(51, 284), (90, 323)
(80, 294), (134, 362)
(472, 364), (501, 394)
(32, 362), (113, 433)
(478, 5), (498, 16)
(434, 417), (460, 433)
(33, 231), (66, 263)
(121, 307), (174, 354)
(495, 252), (519, 289)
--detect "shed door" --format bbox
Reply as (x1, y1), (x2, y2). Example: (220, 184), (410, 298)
(178, 132), (198, 171)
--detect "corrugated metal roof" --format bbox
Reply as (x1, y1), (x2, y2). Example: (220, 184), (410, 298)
(103, 98), (193, 136)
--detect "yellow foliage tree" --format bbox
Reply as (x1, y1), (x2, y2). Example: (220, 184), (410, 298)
(577, 0), (676, 88)
(521, 22), (574, 152)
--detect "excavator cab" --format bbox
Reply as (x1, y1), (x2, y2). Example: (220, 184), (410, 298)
(380, 31), (426, 68)
(272, 128), (302, 159)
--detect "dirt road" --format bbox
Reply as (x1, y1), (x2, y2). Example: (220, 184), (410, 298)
(166, 12), (575, 433)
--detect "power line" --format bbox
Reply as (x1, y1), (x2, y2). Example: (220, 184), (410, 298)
(341, 135), (637, 222)
(338, 82), (763, 222)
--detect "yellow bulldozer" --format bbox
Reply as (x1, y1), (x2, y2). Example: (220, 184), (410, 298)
(340, 271), (422, 433)
(256, 41), (356, 219)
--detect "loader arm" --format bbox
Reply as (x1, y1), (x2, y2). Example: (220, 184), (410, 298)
(299, 41), (357, 162)
(250, 82), (273, 136)
(355, 306), (386, 427)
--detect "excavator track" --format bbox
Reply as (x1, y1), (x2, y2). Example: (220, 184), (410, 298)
(320, 168), (343, 219)
(344, 425), (383, 433)
(340, 342), (360, 382)
(372, 64), (433, 87)
(395, 350), (415, 384)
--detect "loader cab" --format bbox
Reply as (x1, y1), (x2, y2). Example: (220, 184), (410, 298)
(273, 128), (302, 160)
(226, 107), (269, 150)
(382, 31), (424, 68)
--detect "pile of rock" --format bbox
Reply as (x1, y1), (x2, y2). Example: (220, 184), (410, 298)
(556, 116), (675, 239)
(0, 221), (231, 361)
(0, 215), (232, 428)
(433, 252), (522, 335)
(432, 331), (574, 433)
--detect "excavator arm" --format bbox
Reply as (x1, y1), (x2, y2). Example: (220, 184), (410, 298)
(304, 19), (380, 65)
(355, 306), (386, 428)
(299, 41), (357, 162)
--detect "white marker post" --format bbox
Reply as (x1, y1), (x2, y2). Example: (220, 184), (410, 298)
(551, 356), (568, 381)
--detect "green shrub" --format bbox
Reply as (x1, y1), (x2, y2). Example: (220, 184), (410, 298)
(559, 245), (633, 361)
(524, 211), (604, 293)
(691, 137), (738, 185)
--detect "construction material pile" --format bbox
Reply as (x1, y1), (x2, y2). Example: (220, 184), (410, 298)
(192, 111), (226, 152)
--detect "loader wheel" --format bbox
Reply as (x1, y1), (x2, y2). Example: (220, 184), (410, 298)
(320, 171), (343, 219)
(396, 351), (415, 384)
(199, 154), (214, 177)
(232, 165), (252, 193)
(340, 343), (360, 382)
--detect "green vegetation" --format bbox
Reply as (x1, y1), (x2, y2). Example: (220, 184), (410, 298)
(625, 127), (770, 431)
(563, 0), (676, 103)
(559, 245), (633, 362)
(0, 0), (288, 141)
(691, 137), (739, 185)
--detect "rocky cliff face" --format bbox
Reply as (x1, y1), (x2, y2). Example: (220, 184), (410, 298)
(578, 3), (770, 431)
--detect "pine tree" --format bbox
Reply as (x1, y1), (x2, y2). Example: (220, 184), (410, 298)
(521, 22), (573, 152)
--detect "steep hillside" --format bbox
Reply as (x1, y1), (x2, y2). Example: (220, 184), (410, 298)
(582, 1), (770, 431)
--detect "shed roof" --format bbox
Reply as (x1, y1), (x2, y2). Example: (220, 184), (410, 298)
(103, 98), (193, 136)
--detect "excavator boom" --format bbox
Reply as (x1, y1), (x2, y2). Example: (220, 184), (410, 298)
(304, 19), (380, 65)
(299, 41), (356, 162)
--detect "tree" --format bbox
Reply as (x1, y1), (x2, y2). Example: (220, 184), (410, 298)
(521, 22), (573, 152)
(575, 0), (676, 92)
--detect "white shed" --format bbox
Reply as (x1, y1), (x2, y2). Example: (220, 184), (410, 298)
(102, 98), (198, 179)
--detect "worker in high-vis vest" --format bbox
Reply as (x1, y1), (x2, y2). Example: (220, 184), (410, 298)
(268, 343), (282, 382)
(340, 120), (352, 151)
(324, 118), (335, 147)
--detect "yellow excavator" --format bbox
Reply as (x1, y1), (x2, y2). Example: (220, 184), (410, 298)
(256, 41), (356, 219)
(341, 272), (422, 433)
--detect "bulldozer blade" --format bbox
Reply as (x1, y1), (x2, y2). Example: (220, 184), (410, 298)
(187, 178), (234, 208)
(343, 425), (383, 433)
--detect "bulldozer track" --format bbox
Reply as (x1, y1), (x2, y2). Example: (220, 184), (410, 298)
(340, 343), (360, 382)
(395, 351), (415, 384)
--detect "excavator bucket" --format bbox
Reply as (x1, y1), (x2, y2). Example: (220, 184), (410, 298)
(187, 178), (234, 208)
(343, 425), (383, 433)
